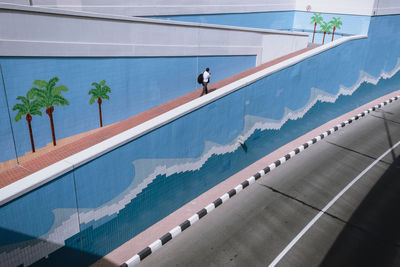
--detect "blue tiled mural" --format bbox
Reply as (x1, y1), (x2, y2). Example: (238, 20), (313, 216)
(1, 14), (400, 266)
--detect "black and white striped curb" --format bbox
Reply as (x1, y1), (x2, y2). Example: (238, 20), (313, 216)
(121, 95), (399, 267)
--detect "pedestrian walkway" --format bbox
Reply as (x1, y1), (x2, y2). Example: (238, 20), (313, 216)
(0, 46), (315, 189)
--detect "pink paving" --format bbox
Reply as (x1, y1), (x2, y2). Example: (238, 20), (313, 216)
(93, 89), (400, 267)
(0, 46), (315, 189)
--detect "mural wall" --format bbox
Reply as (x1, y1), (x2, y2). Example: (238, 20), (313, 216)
(0, 55), (256, 163)
(1, 14), (400, 267)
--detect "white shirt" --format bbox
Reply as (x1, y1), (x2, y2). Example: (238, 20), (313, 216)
(203, 71), (211, 83)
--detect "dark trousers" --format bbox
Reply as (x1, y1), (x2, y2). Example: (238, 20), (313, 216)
(202, 82), (208, 95)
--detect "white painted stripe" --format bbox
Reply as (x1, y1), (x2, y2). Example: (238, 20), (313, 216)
(258, 170), (265, 176)
(268, 139), (400, 267)
(170, 226), (182, 238)
(188, 214), (199, 225)
(315, 136), (321, 142)
(126, 255), (141, 267)
(205, 203), (215, 213)
(149, 239), (162, 252)
(322, 132), (328, 138)
(221, 193), (230, 203)
(269, 163), (276, 171)
(234, 184), (243, 194)
(298, 146), (304, 152)
(329, 128), (335, 133)
(307, 140), (313, 146)
(247, 176), (256, 185)
(289, 151), (296, 157)
(279, 157), (286, 163)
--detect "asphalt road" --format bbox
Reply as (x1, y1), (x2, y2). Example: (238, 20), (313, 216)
(138, 100), (400, 267)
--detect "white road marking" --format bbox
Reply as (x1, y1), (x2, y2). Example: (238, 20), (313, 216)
(268, 139), (400, 267)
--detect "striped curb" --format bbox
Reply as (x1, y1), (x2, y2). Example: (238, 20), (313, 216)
(121, 95), (400, 267)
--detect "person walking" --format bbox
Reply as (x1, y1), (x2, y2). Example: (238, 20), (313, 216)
(202, 68), (211, 95)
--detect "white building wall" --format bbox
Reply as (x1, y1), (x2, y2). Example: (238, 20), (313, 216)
(0, 3), (308, 65)
(6, 0), (400, 16)
(373, 0), (400, 15)
(32, 0), (296, 16)
(295, 0), (376, 16)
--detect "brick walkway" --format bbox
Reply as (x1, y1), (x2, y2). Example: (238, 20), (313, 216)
(0, 46), (315, 189)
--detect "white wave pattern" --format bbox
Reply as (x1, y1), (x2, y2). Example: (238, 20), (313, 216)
(2, 59), (400, 267)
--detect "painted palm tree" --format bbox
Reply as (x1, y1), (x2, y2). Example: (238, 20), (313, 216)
(320, 21), (332, 45)
(89, 80), (111, 127)
(31, 77), (69, 146)
(330, 17), (343, 41)
(310, 13), (323, 43)
(12, 90), (42, 152)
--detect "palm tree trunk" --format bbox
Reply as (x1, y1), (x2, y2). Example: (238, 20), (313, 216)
(26, 114), (35, 152)
(312, 22), (316, 43)
(46, 106), (56, 146)
(322, 32), (326, 44)
(331, 26), (336, 41)
(98, 97), (103, 127)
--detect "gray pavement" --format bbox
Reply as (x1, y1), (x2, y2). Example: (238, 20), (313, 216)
(138, 100), (400, 267)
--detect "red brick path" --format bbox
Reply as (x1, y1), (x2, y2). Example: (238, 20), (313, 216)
(0, 46), (314, 189)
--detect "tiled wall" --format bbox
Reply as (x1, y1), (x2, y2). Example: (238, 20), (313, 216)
(0, 55), (256, 163)
(0, 15), (400, 266)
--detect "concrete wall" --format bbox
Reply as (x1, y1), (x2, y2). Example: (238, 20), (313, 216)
(0, 3), (309, 163)
(295, 0), (376, 15)
(8, 0), (400, 16)
(0, 3), (308, 64)
(373, 0), (400, 15)
(149, 11), (296, 31)
(29, 0), (296, 16)
(1, 14), (400, 267)
(156, 11), (371, 44)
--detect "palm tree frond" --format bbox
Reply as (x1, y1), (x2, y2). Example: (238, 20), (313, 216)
(30, 110), (43, 116)
(103, 85), (111, 93)
(54, 85), (69, 95)
(88, 88), (98, 96)
(27, 89), (36, 100)
(14, 111), (23, 122)
(33, 80), (48, 89)
(89, 96), (96, 104)
(53, 94), (70, 106)
(12, 103), (27, 113)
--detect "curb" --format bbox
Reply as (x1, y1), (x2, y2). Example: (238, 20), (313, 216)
(121, 95), (400, 267)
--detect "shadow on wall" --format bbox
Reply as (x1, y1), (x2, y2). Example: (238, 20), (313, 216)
(0, 227), (118, 267)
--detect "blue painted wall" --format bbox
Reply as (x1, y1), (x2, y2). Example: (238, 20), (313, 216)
(0, 55), (256, 163)
(293, 11), (371, 43)
(1, 15), (400, 267)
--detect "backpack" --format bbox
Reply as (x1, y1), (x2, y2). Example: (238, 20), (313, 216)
(197, 73), (203, 84)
